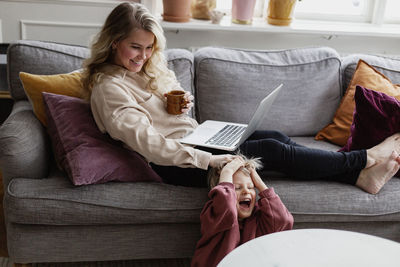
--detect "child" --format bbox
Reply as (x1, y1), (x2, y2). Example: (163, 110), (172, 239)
(191, 155), (294, 267)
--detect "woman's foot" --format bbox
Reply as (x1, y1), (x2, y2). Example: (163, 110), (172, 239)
(365, 133), (400, 168)
(356, 151), (400, 194)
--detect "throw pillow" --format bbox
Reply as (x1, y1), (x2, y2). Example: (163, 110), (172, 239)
(341, 85), (400, 152)
(315, 59), (400, 146)
(20, 71), (83, 126)
(43, 92), (162, 185)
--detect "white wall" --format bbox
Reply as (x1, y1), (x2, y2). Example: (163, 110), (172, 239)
(0, 0), (116, 47)
(0, 0), (399, 56)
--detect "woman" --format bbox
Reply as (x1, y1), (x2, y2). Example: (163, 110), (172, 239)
(82, 2), (400, 194)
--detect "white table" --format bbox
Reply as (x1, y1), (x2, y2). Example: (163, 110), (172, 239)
(218, 229), (400, 267)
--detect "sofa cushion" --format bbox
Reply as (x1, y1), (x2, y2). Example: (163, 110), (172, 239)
(43, 92), (162, 185)
(315, 59), (400, 146)
(341, 85), (400, 152)
(20, 71), (83, 126)
(6, 168), (400, 226)
(7, 40), (88, 101)
(194, 47), (341, 136)
(341, 54), (400, 92)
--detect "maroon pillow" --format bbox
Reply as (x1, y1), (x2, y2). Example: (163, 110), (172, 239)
(43, 92), (162, 185)
(341, 85), (400, 152)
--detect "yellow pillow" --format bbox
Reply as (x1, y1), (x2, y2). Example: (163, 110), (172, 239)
(19, 71), (83, 126)
(315, 59), (400, 146)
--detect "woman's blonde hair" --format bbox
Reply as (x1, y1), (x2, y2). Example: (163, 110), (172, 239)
(81, 2), (178, 100)
(208, 153), (263, 189)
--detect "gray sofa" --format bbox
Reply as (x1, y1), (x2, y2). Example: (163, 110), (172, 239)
(1, 40), (400, 265)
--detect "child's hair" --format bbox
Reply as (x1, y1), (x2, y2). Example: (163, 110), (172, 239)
(81, 2), (179, 100)
(207, 152), (263, 189)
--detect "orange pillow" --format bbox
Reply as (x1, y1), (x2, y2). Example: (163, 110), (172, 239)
(315, 59), (400, 146)
(20, 71), (83, 126)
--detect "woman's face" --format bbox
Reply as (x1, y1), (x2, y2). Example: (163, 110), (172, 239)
(112, 28), (155, 73)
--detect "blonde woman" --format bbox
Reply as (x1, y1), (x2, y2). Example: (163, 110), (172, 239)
(82, 2), (400, 193)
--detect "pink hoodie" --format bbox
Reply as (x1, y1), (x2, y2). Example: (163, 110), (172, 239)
(191, 182), (293, 267)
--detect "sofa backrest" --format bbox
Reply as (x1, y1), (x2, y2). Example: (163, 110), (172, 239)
(341, 54), (400, 93)
(194, 47), (342, 136)
(7, 40), (194, 101)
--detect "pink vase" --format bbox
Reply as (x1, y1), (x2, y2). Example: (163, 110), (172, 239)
(232, 0), (257, 24)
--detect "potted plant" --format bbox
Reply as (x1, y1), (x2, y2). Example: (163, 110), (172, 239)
(162, 0), (192, 22)
(266, 0), (298, 26)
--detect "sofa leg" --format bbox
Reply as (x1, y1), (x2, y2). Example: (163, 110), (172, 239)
(14, 264), (32, 267)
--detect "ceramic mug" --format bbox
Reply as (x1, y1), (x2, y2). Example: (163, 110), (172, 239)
(166, 90), (188, 115)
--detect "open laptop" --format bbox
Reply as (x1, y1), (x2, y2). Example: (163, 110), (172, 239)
(179, 84), (283, 151)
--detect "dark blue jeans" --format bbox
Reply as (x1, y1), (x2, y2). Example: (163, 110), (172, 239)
(151, 130), (367, 187)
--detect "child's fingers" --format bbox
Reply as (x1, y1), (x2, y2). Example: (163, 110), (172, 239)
(224, 157), (245, 172)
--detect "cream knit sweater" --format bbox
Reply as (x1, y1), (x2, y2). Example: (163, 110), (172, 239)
(90, 64), (211, 170)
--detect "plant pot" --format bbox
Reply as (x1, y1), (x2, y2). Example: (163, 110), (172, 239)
(163, 0), (192, 22)
(232, 0), (257, 24)
(191, 0), (216, 20)
(267, 0), (297, 26)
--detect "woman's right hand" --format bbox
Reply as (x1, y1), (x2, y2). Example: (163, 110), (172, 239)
(209, 154), (238, 168)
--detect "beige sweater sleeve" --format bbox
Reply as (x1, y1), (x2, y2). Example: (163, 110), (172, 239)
(90, 78), (211, 170)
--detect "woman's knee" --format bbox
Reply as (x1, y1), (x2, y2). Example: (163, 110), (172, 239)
(250, 130), (290, 143)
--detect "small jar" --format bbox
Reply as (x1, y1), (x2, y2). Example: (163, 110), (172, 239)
(232, 0), (257, 24)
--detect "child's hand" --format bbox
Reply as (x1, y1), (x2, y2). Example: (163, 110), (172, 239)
(219, 157), (244, 184)
(249, 167), (268, 192)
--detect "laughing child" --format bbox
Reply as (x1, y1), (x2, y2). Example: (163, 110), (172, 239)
(191, 155), (294, 267)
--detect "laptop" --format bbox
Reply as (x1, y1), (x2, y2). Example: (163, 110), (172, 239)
(179, 84), (283, 151)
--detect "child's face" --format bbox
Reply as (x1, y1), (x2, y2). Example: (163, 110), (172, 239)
(233, 169), (256, 220)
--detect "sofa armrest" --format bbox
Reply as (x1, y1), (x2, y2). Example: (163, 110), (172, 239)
(0, 101), (50, 187)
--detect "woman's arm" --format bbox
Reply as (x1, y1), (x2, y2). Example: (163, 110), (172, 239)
(91, 80), (211, 169)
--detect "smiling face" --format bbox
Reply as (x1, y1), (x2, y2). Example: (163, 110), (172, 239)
(112, 28), (155, 73)
(233, 169), (256, 220)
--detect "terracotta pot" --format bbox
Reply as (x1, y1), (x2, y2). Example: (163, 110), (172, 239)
(163, 0), (192, 22)
(232, 0), (257, 24)
(267, 0), (297, 26)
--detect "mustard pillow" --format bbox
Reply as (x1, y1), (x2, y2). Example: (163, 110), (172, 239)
(315, 59), (400, 146)
(19, 71), (83, 126)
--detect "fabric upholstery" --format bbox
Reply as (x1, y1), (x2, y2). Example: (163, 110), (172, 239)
(7, 40), (89, 101)
(20, 71), (83, 126)
(194, 46), (341, 136)
(6, 168), (400, 225)
(316, 59), (400, 146)
(43, 92), (162, 185)
(0, 105), (50, 187)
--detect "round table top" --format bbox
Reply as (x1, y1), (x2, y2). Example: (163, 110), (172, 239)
(218, 229), (400, 267)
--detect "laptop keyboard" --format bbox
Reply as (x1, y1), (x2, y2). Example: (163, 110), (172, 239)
(205, 124), (246, 147)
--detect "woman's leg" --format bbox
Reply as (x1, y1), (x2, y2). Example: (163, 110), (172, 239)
(150, 147), (224, 187)
(239, 130), (366, 184)
(150, 163), (209, 187)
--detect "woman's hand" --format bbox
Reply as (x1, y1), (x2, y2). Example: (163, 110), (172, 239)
(250, 167), (268, 192)
(209, 154), (237, 168)
(181, 91), (194, 114)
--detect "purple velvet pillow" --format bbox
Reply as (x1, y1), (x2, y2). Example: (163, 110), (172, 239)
(43, 92), (162, 185)
(341, 85), (400, 152)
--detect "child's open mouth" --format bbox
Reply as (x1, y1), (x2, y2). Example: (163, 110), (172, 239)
(239, 199), (251, 209)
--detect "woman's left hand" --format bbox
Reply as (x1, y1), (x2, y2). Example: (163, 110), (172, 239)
(181, 91), (194, 114)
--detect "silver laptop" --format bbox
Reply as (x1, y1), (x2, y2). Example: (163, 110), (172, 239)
(179, 84), (283, 151)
